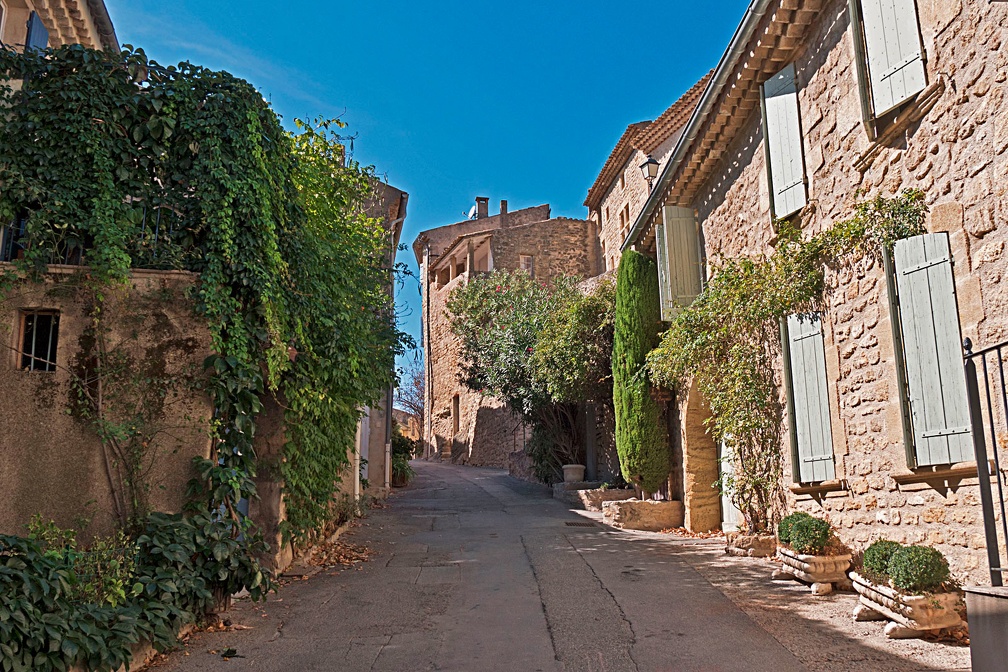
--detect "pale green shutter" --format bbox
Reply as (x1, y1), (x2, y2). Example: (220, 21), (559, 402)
(860, 0), (927, 115)
(786, 313), (835, 483)
(654, 220), (673, 321)
(762, 64), (807, 218)
(660, 205), (703, 320)
(894, 233), (972, 465)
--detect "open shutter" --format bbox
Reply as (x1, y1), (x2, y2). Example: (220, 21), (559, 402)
(658, 205), (703, 321)
(860, 0), (926, 115)
(893, 233), (972, 466)
(786, 313), (836, 483)
(654, 220), (673, 321)
(762, 64), (807, 218)
(25, 11), (49, 51)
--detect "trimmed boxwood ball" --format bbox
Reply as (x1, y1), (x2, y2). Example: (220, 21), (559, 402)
(788, 516), (831, 555)
(888, 545), (950, 592)
(777, 511), (814, 544)
(863, 539), (902, 579)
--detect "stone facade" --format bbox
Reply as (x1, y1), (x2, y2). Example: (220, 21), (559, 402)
(628, 0), (1008, 584)
(584, 75), (709, 274)
(0, 268), (212, 538)
(2, 0), (118, 52)
(414, 200), (596, 469)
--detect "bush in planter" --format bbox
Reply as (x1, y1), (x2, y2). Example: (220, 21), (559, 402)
(777, 511), (814, 545)
(391, 454), (415, 485)
(888, 545), (950, 592)
(788, 516), (831, 555)
(863, 539), (902, 579)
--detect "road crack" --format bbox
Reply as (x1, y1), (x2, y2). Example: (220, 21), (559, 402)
(520, 534), (562, 663)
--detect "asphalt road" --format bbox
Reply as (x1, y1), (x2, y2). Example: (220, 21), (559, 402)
(155, 461), (957, 672)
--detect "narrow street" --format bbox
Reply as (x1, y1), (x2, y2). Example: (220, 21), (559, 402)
(158, 462), (970, 672)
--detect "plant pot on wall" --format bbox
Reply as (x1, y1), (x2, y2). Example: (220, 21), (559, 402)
(851, 572), (964, 638)
(562, 464), (586, 483)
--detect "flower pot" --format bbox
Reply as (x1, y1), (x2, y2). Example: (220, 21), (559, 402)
(773, 546), (852, 595)
(850, 571), (964, 638)
(562, 464), (586, 483)
(391, 472), (410, 488)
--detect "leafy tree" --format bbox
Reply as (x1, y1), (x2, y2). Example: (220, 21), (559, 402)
(612, 251), (669, 493)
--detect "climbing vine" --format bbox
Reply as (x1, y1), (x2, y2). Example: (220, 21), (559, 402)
(646, 190), (927, 532)
(0, 45), (406, 550)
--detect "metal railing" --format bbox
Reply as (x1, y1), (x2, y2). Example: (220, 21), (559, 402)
(965, 337), (1008, 586)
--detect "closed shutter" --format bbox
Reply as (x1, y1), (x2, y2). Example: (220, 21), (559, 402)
(893, 233), (972, 465)
(860, 0), (927, 115)
(658, 205), (703, 321)
(786, 313), (836, 483)
(762, 64), (807, 218)
(25, 11), (49, 51)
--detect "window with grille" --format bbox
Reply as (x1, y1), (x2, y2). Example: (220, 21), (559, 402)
(19, 310), (59, 372)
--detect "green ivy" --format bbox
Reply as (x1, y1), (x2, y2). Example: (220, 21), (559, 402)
(0, 45), (406, 548)
(646, 190), (927, 532)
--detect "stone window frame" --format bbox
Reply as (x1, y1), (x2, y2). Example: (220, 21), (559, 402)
(17, 308), (60, 372)
(519, 254), (535, 277)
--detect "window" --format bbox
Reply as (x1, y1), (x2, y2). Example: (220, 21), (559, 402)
(619, 204), (630, 244)
(761, 63), (807, 219)
(19, 310), (59, 372)
(619, 172), (625, 190)
(849, 0), (927, 128)
(451, 395), (460, 436)
(519, 254), (534, 277)
(783, 313), (836, 483)
(888, 232), (972, 467)
(654, 205), (703, 322)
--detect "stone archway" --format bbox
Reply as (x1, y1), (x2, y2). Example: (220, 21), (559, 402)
(679, 379), (722, 532)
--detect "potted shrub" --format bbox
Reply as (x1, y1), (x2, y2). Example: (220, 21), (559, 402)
(772, 512), (852, 595)
(391, 454), (415, 488)
(850, 540), (964, 638)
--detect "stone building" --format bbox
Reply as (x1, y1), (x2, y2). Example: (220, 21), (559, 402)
(413, 199), (595, 468)
(0, 0), (117, 51)
(584, 74), (710, 274)
(623, 0), (1008, 584)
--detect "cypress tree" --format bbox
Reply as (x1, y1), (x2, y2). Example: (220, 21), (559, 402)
(612, 250), (670, 493)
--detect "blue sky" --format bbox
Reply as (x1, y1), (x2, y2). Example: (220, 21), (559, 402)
(106, 1), (748, 368)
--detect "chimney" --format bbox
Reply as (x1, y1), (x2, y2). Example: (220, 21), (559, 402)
(476, 196), (489, 219)
(500, 199), (508, 215)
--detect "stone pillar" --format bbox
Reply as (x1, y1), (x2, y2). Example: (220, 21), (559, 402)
(681, 379), (722, 532)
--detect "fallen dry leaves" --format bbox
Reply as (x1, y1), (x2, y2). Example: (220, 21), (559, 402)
(308, 539), (373, 568)
(658, 527), (726, 539)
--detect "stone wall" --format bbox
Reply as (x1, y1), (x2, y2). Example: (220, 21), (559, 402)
(418, 208), (597, 471)
(0, 268), (213, 539)
(676, 0), (1008, 584)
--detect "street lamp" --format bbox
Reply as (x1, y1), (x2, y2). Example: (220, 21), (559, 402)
(640, 155), (659, 192)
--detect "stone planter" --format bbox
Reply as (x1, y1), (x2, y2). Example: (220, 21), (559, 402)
(772, 546), (852, 595)
(602, 499), (684, 531)
(850, 571), (964, 639)
(725, 532), (777, 558)
(562, 464), (586, 483)
(577, 488), (637, 512)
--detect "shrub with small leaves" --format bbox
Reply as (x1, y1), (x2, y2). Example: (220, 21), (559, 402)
(788, 516), (831, 555)
(777, 511), (814, 545)
(888, 545), (950, 593)
(863, 540), (902, 579)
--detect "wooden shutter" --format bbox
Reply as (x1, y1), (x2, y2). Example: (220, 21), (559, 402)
(658, 205), (703, 321)
(860, 0), (926, 115)
(654, 220), (673, 321)
(786, 313), (836, 483)
(25, 11), (49, 51)
(762, 64), (807, 218)
(893, 233), (972, 466)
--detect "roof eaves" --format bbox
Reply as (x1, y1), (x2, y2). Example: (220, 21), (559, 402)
(583, 121), (651, 210)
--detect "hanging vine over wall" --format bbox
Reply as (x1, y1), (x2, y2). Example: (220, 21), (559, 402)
(0, 45), (406, 547)
(646, 190), (927, 532)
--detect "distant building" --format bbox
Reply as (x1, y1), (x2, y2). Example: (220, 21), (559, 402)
(413, 199), (595, 469)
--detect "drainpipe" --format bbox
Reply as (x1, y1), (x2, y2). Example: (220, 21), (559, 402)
(621, 0), (774, 251)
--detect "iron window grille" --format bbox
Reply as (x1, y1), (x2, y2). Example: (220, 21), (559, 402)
(19, 310), (59, 372)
